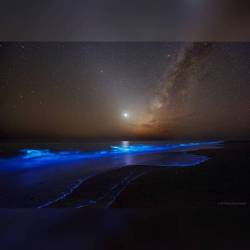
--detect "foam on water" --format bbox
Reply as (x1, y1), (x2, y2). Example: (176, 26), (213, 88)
(0, 141), (223, 168)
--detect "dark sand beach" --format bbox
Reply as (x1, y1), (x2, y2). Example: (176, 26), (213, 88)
(112, 141), (250, 208)
(0, 141), (248, 209)
(1, 141), (250, 250)
(41, 140), (249, 209)
(0, 140), (222, 208)
(48, 140), (249, 209)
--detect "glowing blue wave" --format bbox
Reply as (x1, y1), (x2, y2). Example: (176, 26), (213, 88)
(110, 141), (221, 154)
(0, 141), (223, 168)
(21, 149), (55, 159)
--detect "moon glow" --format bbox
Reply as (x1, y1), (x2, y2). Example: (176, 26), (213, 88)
(122, 112), (129, 119)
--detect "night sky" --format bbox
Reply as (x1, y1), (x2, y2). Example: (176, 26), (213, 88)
(0, 42), (249, 140)
(0, 0), (250, 41)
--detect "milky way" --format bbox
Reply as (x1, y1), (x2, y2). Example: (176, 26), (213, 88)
(145, 42), (250, 139)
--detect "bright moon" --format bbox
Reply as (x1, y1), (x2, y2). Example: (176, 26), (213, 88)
(122, 112), (129, 119)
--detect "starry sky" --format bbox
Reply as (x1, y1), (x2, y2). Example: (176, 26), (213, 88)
(0, 42), (249, 140)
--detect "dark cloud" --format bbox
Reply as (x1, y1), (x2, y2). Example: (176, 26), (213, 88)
(0, 0), (250, 41)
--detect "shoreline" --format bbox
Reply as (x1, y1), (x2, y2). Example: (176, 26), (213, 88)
(112, 142), (250, 208)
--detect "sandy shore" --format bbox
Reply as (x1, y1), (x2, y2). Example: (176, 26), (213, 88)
(42, 141), (250, 208)
(0, 141), (250, 249)
(0, 140), (248, 209)
(39, 151), (215, 208)
(112, 141), (250, 208)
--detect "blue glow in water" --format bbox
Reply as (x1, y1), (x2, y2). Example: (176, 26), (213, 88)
(0, 141), (223, 168)
(21, 149), (54, 159)
(111, 141), (222, 154)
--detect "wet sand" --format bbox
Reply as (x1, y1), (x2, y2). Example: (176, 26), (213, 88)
(37, 141), (250, 209)
(0, 140), (248, 209)
(112, 141), (250, 208)
(1, 141), (250, 249)
(0, 141), (221, 208)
